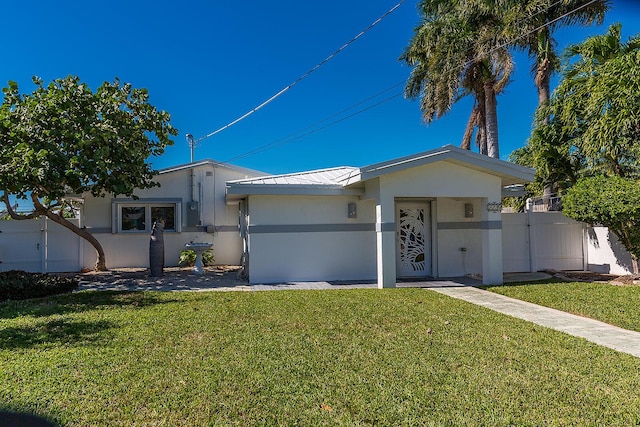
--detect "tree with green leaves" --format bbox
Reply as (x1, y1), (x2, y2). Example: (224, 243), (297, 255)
(512, 24), (640, 201)
(0, 76), (177, 271)
(506, 0), (608, 109)
(564, 175), (640, 273)
(401, 0), (513, 158)
(506, 0), (608, 203)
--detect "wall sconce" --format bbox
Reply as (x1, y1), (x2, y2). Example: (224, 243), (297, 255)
(464, 203), (474, 218)
(348, 202), (357, 218)
(486, 202), (503, 213)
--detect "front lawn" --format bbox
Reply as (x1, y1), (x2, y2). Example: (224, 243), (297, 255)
(1, 289), (639, 426)
(484, 280), (640, 332)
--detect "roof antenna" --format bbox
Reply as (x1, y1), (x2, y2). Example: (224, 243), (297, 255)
(186, 133), (196, 163)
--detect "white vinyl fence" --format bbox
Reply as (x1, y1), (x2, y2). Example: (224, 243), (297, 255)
(502, 212), (586, 273)
(0, 217), (82, 273)
(0, 212), (633, 275)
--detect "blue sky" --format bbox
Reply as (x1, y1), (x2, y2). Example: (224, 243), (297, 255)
(2, 1), (639, 175)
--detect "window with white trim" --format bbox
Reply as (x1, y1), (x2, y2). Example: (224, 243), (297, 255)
(112, 199), (182, 233)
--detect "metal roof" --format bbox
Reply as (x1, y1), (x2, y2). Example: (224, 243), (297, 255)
(226, 145), (535, 200)
(227, 166), (358, 187)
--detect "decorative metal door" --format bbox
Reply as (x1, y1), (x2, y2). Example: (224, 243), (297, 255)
(396, 202), (431, 277)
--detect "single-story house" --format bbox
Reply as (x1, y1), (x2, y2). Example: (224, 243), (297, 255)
(80, 160), (266, 269)
(226, 145), (535, 287)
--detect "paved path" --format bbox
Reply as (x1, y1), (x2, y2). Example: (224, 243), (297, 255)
(424, 280), (640, 359)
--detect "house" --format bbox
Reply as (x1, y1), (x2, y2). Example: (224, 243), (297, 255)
(79, 160), (266, 269)
(226, 145), (535, 287)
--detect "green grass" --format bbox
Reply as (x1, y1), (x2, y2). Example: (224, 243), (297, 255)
(1, 289), (639, 426)
(484, 280), (640, 332)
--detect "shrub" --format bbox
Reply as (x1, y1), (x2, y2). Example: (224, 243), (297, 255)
(0, 270), (79, 301)
(178, 249), (215, 267)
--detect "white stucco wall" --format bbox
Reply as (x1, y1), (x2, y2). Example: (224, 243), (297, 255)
(435, 198), (484, 277)
(247, 195), (377, 283)
(80, 163), (259, 269)
(246, 160), (506, 284)
(586, 226), (634, 275)
(374, 161), (503, 282)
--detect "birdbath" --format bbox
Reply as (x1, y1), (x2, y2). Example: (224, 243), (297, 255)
(184, 242), (212, 275)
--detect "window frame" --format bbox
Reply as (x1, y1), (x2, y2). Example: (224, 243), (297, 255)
(112, 198), (182, 234)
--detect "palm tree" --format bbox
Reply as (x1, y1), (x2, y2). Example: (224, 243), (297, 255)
(553, 23), (640, 177)
(506, 0), (608, 202)
(401, 0), (513, 158)
(506, 0), (609, 110)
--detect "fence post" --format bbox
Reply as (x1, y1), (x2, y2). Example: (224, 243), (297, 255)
(527, 209), (536, 273)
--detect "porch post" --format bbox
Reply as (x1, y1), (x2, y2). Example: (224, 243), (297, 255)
(482, 207), (504, 285)
(376, 203), (396, 288)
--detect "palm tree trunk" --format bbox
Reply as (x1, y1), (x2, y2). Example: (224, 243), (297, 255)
(484, 81), (500, 159)
(536, 60), (551, 108)
(461, 106), (479, 150)
(535, 29), (552, 113)
(476, 91), (488, 155)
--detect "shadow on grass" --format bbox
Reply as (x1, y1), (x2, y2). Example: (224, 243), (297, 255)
(0, 317), (116, 349)
(0, 409), (58, 426)
(0, 291), (178, 320)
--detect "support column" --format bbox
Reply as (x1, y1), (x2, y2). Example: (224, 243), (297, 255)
(376, 203), (396, 288)
(482, 209), (503, 285)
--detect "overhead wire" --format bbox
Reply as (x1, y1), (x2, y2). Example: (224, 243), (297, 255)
(192, 0), (406, 144)
(218, 82), (406, 164)
(207, 0), (605, 167)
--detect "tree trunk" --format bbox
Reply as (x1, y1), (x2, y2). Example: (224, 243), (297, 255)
(484, 81), (499, 159)
(537, 31), (554, 200)
(476, 91), (487, 155)
(542, 184), (554, 210)
(536, 29), (552, 114)
(632, 256), (639, 275)
(536, 60), (551, 111)
(2, 192), (108, 271)
(43, 210), (108, 271)
(461, 106), (479, 151)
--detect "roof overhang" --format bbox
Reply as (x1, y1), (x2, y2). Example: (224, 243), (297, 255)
(342, 145), (535, 187)
(158, 159), (266, 177)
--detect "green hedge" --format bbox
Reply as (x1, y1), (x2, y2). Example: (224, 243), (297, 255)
(0, 270), (78, 301)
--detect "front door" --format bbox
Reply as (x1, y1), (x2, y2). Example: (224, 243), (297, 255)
(396, 202), (431, 277)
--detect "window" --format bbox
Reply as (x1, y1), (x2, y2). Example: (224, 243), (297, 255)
(112, 199), (182, 233)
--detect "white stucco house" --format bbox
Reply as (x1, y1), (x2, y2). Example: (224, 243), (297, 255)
(226, 145), (535, 287)
(80, 160), (265, 269)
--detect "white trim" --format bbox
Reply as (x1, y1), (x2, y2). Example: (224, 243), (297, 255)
(158, 159), (265, 177)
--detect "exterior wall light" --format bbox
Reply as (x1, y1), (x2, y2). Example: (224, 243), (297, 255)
(348, 202), (357, 218)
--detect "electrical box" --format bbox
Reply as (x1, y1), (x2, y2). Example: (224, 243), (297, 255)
(187, 202), (200, 226)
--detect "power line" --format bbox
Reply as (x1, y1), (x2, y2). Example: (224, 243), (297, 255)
(207, 0), (605, 167)
(220, 91), (404, 165)
(190, 0), (406, 145)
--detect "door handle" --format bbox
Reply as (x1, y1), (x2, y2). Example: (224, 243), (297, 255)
(37, 243), (40, 250)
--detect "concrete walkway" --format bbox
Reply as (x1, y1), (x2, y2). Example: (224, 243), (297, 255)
(423, 279), (640, 359)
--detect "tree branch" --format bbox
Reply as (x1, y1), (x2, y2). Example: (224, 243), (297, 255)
(1, 192), (40, 220)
